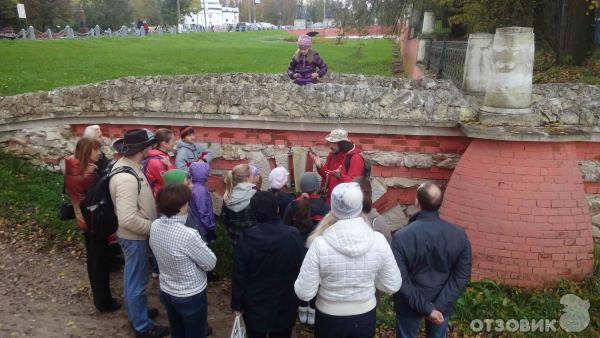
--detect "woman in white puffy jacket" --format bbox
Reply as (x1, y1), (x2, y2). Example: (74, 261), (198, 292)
(294, 182), (402, 338)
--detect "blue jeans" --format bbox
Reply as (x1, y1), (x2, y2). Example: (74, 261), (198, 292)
(160, 290), (208, 338)
(396, 311), (449, 338)
(119, 238), (154, 332)
(314, 307), (376, 338)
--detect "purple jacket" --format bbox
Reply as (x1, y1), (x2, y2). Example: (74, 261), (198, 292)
(189, 162), (216, 236)
(287, 50), (328, 85)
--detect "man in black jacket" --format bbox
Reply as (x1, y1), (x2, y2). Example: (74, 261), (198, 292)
(231, 191), (306, 338)
(392, 182), (472, 338)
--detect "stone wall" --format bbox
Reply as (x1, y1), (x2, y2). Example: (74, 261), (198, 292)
(0, 74), (469, 128)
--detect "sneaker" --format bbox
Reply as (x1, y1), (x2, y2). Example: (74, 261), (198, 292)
(134, 325), (170, 338)
(307, 307), (315, 325)
(148, 308), (159, 319)
(298, 306), (308, 324)
(151, 272), (159, 279)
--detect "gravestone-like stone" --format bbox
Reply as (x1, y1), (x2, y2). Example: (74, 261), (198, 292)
(65, 25), (74, 39)
(27, 26), (35, 40)
(292, 147), (309, 193)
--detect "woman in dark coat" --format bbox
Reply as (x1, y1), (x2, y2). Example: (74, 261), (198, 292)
(231, 191), (306, 338)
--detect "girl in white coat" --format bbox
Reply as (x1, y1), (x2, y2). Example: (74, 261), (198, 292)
(294, 182), (402, 338)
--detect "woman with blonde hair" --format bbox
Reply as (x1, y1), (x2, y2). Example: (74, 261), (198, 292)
(295, 182), (402, 338)
(220, 164), (257, 245)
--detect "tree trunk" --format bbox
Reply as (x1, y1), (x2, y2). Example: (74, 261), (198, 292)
(539, 0), (594, 65)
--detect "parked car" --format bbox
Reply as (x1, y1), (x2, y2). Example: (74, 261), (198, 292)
(236, 22), (249, 32)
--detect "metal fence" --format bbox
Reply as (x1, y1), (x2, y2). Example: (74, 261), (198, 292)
(425, 40), (468, 88)
(0, 24), (182, 41)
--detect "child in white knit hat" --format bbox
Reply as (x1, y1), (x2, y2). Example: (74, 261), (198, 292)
(294, 182), (402, 337)
(268, 166), (294, 218)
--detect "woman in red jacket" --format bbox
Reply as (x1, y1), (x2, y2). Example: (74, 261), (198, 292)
(64, 138), (120, 312)
(143, 128), (176, 198)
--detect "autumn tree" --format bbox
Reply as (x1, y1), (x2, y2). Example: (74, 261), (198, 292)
(0, 0), (20, 29)
(80, 0), (133, 29)
(20, 0), (75, 30)
(131, 0), (162, 24)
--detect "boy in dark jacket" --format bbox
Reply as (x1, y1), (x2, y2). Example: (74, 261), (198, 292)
(392, 182), (472, 338)
(232, 191), (306, 338)
(287, 34), (328, 86)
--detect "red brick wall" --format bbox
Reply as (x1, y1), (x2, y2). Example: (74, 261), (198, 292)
(440, 139), (595, 287)
(72, 124), (470, 203)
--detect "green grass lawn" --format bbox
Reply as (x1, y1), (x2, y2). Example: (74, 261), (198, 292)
(0, 31), (394, 96)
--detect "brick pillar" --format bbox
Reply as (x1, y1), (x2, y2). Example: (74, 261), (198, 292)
(440, 139), (595, 288)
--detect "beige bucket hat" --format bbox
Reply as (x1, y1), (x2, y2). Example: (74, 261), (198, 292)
(325, 129), (351, 143)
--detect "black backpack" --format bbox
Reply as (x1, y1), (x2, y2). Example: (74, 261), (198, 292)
(344, 153), (372, 178)
(80, 166), (141, 238)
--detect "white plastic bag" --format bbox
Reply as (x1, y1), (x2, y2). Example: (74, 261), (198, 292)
(230, 313), (247, 338)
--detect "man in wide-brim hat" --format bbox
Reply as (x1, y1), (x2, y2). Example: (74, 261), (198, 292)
(109, 129), (170, 338)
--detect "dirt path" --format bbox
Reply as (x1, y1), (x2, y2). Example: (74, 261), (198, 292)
(0, 220), (236, 338)
(0, 219), (316, 338)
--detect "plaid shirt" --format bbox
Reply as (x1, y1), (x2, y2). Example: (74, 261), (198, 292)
(149, 214), (217, 297)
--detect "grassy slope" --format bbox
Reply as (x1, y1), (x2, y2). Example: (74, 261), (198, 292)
(0, 31), (393, 96)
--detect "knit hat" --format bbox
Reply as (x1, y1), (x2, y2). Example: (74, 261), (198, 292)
(330, 182), (363, 220)
(179, 125), (194, 138)
(300, 172), (319, 193)
(268, 167), (289, 190)
(298, 34), (311, 49)
(163, 169), (189, 185)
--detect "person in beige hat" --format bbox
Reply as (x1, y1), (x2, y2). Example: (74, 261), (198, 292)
(309, 129), (366, 203)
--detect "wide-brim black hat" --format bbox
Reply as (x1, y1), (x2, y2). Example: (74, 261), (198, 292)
(113, 129), (157, 156)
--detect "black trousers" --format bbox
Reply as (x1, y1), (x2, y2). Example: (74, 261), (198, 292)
(83, 232), (114, 310)
(314, 308), (376, 338)
(245, 326), (293, 338)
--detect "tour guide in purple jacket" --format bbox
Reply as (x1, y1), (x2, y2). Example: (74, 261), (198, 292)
(188, 162), (217, 241)
(287, 35), (328, 85)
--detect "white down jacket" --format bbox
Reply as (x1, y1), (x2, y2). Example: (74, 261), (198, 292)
(294, 217), (402, 316)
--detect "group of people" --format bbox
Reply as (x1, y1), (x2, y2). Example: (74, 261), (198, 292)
(64, 124), (472, 338)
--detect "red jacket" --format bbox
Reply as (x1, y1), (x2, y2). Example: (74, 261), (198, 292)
(64, 155), (96, 231)
(144, 149), (175, 197)
(317, 146), (364, 202)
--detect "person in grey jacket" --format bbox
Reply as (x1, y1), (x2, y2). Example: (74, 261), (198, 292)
(392, 182), (472, 338)
(175, 126), (214, 170)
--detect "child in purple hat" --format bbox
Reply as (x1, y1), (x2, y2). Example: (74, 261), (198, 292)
(287, 34), (328, 85)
